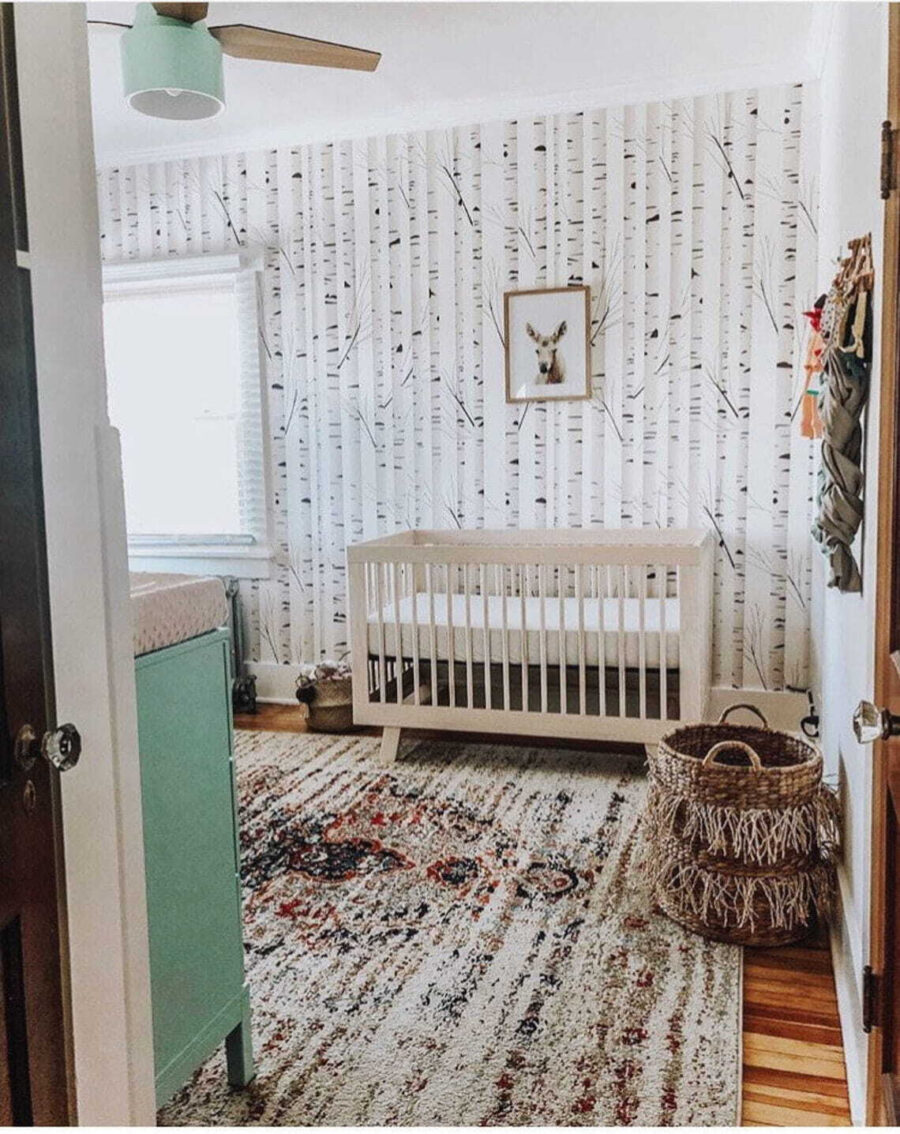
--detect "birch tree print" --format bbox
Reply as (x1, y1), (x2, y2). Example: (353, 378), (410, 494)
(97, 82), (818, 691)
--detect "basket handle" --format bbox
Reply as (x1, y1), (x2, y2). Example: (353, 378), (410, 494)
(717, 702), (769, 729)
(702, 740), (763, 770)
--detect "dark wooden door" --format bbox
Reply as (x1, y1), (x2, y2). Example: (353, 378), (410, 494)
(0, 4), (71, 1125)
(867, 5), (900, 1122)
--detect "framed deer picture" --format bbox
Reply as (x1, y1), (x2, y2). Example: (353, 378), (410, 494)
(504, 285), (591, 404)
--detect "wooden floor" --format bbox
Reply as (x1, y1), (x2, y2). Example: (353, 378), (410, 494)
(235, 703), (853, 1127)
(742, 936), (851, 1126)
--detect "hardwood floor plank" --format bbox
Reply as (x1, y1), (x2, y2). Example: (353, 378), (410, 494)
(742, 1100), (849, 1126)
(743, 1083), (850, 1116)
(742, 1066), (850, 1099)
(236, 708), (852, 1128)
(742, 1016), (844, 1047)
(739, 1002), (838, 1029)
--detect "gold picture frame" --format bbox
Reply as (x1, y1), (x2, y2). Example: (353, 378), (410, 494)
(504, 285), (591, 404)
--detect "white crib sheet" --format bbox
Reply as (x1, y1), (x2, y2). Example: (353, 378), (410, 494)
(368, 593), (680, 669)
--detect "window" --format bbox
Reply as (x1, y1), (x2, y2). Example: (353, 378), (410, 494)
(102, 254), (268, 568)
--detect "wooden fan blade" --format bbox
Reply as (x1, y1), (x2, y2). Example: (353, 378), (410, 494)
(208, 25), (380, 71)
(152, 2), (209, 23)
(86, 19), (132, 30)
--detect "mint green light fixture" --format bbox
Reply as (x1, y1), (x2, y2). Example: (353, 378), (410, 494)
(121, 4), (224, 120)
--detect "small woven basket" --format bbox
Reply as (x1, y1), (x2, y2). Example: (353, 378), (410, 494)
(298, 675), (355, 733)
(647, 703), (839, 947)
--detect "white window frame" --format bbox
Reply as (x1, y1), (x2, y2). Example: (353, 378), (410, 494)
(102, 252), (273, 579)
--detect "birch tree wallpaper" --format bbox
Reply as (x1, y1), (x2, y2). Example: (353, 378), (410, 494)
(98, 81), (818, 692)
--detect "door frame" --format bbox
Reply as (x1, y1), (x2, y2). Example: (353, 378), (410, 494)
(868, 3), (900, 1123)
(13, 4), (155, 1124)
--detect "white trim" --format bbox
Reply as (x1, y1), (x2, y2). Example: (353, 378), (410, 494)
(128, 542), (274, 580)
(128, 532), (256, 547)
(95, 63), (819, 170)
(830, 902), (867, 1124)
(706, 688), (810, 736)
(247, 660), (303, 703)
(102, 250), (255, 286)
(16, 4), (155, 1123)
(15, 248), (31, 270)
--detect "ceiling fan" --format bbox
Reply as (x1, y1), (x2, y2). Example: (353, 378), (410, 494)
(89, 2), (381, 121)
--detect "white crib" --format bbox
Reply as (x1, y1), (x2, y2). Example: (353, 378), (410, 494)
(347, 529), (714, 762)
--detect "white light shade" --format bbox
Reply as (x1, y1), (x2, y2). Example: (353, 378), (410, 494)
(121, 4), (224, 121)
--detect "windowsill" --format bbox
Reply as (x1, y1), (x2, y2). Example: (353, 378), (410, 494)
(127, 541), (274, 581)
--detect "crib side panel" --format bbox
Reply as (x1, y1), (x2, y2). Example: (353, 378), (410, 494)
(347, 532), (713, 740)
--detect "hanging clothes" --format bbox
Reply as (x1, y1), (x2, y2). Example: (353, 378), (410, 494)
(811, 235), (874, 593)
(800, 298), (826, 439)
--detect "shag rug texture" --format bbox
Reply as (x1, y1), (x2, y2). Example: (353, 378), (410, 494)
(159, 732), (741, 1126)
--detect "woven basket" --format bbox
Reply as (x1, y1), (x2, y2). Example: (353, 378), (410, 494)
(654, 837), (836, 947)
(647, 703), (840, 947)
(299, 675), (356, 733)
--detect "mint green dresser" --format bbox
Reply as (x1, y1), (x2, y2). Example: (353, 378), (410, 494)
(135, 627), (254, 1106)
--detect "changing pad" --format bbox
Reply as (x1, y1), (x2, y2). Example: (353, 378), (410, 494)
(130, 573), (228, 657)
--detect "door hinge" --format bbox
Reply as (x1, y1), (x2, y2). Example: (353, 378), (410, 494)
(882, 120), (898, 199)
(863, 964), (881, 1033)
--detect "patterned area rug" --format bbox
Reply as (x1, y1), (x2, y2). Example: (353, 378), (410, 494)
(159, 732), (741, 1126)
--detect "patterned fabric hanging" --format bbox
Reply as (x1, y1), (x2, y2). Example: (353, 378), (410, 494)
(811, 235), (874, 593)
(800, 298), (825, 440)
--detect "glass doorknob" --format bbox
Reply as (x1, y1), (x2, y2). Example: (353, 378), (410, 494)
(14, 722), (81, 771)
(853, 701), (900, 744)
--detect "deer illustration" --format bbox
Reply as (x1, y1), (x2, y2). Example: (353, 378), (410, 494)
(526, 320), (567, 384)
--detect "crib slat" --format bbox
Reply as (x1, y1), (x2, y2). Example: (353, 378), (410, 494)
(375, 562), (387, 703)
(463, 562), (474, 709)
(558, 566), (567, 715)
(362, 564), (375, 703)
(481, 563), (492, 711)
(392, 561), (404, 705)
(500, 564), (511, 711)
(520, 564), (528, 712)
(576, 563), (586, 715)
(638, 563), (647, 721)
(597, 566), (607, 718)
(409, 561), (421, 706)
(446, 563), (456, 708)
(539, 563), (548, 714)
(659, 563), (668, 720)
(426, 562), (438, 703)
(617, 565), (626, 718)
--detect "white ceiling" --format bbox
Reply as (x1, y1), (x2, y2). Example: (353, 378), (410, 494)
(87, 1), (830, 167)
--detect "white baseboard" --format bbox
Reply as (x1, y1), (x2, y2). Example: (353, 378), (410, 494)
(247, 661), (303, 703)
(830, 873), (868, 1125)
(247, 663), (812, 732)
(707, 688), (810, 734)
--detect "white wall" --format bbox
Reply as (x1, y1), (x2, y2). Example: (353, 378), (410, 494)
(812, 2), (888, 1120)
(88, 2), (827, 166)
(15, 4), (155, 1124)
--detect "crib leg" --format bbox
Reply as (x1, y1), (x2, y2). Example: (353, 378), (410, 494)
(379, 726), (402, 766)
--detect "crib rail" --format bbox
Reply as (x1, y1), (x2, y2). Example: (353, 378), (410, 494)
(347, 529), (713, 745)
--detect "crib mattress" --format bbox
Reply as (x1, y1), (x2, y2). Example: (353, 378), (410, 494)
(368, 593), (680, 670)
(130, 573), (228, 657)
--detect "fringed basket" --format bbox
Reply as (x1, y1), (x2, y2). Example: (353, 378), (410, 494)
(646, 703), (840, 947)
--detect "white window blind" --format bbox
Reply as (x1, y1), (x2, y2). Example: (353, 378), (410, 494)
(102, 255), (266, 550)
